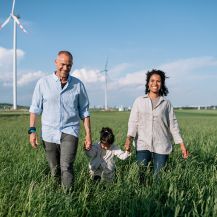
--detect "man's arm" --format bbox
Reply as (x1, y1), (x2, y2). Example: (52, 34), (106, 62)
(29, 112), (38, 149)
(83, 116), (92, 150)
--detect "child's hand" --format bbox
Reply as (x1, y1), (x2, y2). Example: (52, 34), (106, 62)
(125, 145), (131, 152)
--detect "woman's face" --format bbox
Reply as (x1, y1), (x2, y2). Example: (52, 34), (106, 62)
(148, 74), (162, 95)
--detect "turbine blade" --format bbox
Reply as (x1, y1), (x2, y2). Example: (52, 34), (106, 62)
(11, 14), (27, 33)
(0, 16), (11, 30)
(11, 0), (16, 14)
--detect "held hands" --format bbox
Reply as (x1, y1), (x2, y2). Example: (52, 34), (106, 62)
(180, 143), (189, 159)
(29, 132), (38, 149)
(84, 134), (92, 150)
(124, 136), (132, 152)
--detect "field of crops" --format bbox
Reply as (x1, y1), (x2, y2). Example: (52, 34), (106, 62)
(0, 110), (217, 217)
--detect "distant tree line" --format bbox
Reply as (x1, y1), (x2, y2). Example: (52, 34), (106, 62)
(175, 106), (217, 110)
(0, 103), (29, 110)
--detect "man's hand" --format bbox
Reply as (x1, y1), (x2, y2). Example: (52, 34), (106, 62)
(29, 132), (38, 149)
(84, 134), (92, 150)
(29, 113), (38, 149)
(82, 116), (92, 150)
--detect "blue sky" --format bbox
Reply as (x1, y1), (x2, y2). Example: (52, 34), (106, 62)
(0, 0), (217, 107)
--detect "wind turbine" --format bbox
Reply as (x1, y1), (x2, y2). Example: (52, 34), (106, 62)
(0, 0), (27, 110)
(100, 58), (109, 110)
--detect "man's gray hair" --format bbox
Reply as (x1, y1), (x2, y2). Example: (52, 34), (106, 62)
(58, 51), (73, 60)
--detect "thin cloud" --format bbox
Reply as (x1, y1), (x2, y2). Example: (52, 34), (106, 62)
(0, 47), (47, 87)
(0, 47), (25, 66)
(109, 63), (132, 76)
(105, 56), (217, 94)
(17, 71), (47, 86)
(160, 56), (217, 77)
(116, 70), (146, 88)
(0, 47), (25, 85)
(73, 56), (216, 91)
(72, 68), (104, 83)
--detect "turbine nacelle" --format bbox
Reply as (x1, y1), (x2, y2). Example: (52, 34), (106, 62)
(0, 13), (27, 33)
(0, 0), (27, 32)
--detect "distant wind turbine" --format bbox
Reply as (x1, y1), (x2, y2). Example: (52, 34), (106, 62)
(100, 58), (109, 110)
(0, 0), (27, 110)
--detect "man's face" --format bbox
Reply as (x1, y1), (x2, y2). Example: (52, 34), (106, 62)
(55, 54), (73, 79)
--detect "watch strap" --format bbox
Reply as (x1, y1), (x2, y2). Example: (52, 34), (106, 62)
(28, 127), (36, 134)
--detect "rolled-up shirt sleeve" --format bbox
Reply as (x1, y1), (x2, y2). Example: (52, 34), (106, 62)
(29, 80), (43, 115)
(78, 83), (90, 119)
(127, 98), (139, 138)
(168, 102), (183, 144)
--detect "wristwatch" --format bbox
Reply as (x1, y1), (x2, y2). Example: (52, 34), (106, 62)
(28, 127), (36, 134)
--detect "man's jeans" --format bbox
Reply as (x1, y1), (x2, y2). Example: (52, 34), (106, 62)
(44, 133), (78, 188)
(136, 150), (168, 175)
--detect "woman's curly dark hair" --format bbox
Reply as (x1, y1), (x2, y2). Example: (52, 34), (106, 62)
(145, 69), (169, 96)
(100, 127), (115, 145)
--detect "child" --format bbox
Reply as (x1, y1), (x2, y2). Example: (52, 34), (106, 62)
(84, 127), (131, 182)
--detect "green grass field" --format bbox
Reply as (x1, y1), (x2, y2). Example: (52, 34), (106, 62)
(0, 110), (217, 217)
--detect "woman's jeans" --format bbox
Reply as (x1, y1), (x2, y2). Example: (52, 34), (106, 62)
(136, 150), (168, 176)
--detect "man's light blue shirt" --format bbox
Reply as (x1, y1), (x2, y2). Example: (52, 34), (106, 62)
(29, 73), (90, 144)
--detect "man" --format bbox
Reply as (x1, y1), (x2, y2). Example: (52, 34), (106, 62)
(29, 50), (92, 188)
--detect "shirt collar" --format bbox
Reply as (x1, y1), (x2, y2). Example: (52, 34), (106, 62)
(52, 72), (72, 83)
(143, 94), (165, 102)
(52, 72), (59, 81)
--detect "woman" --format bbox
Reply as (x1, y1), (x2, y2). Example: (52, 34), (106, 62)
(125, 69), (188, 176)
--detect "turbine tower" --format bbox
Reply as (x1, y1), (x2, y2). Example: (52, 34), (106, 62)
(101, 58), (108, 110)
(0, 0), (27, 110)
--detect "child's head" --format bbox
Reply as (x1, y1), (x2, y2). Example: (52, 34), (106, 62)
(100, 127), (115, 149)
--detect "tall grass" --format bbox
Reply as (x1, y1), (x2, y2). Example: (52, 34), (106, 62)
(0, 110), (216, 217)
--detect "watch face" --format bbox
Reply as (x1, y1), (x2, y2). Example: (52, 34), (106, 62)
(28, 128), (36, 134)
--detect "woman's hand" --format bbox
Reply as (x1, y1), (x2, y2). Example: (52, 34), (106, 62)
(125, 136), (133, 152)
(180, 143), (189, 159)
